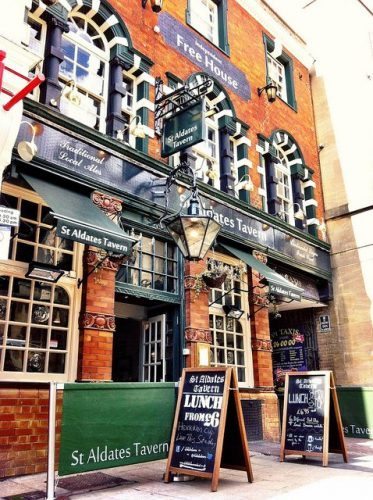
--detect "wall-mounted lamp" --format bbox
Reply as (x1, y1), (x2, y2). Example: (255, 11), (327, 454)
(117, 115), (146, 141)
(257, 83), (278, 103)
(293, 203), (305, 221)
(161, 161), (221, 261)
(223, 304), (244, 320)
(50, 80), (81, 107)
(17, 121), (37, 162)
(25, 261), (64, 283)
(142, 0), (163, 13)
(235, 174), (254, 192)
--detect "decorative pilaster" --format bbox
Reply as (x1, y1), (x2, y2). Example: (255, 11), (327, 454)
(264, 152), (281, 216)
(106, 57), (127, 138)
(219, 127), (235, 196)
(39, 15), (69, 107)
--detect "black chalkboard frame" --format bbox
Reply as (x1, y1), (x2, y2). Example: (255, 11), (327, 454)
(280, 370), (348, 467)
(164, 366), (253, 492)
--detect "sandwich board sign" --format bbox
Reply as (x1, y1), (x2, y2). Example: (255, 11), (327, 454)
(164, 366), (253, 492)
(280, 371), (348, 467)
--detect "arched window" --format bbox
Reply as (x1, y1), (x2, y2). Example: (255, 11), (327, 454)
(60, 15), (108, 131)
(275, 149), (295, 224)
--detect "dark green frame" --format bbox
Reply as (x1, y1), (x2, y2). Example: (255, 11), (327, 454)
(263, 34), (297, 110)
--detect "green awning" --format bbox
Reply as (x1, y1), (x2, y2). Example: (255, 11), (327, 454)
(221, 243), (303, 301)
(23, 174), (135, 255)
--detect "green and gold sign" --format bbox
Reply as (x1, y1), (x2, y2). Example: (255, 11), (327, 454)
(161, 101), (204, 157)
(58, 383), (176, 476)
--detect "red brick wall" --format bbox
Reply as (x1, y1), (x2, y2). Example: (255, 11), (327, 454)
(0, 385), (62, 479)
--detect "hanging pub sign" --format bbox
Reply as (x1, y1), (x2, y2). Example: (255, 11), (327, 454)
(164, 367), (253, 492)
(161, 100), (204, 157)
(280, 371), (348, 467)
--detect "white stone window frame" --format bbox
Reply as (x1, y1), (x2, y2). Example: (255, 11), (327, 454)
(0, 184), (81, 383)
(60, 14), (109, 133)
(267, 53), (288, 102)
(190, 0), (219, 46)
(120, 72), (138, 148)
(193, 116), (220, 188)
(208, 251), (253, 388)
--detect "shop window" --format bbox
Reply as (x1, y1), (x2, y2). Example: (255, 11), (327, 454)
(187, 0), (230, 54)
(60, 16), (108, 131)
(208, 254), (253, 387)
(117, 235), (179, 295)
(263, 35), (296, 109)
(0, 276), (71, 377)
(2, 191), (75, 270)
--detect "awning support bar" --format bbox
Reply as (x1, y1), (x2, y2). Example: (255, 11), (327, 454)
(77, 252), (110, 289)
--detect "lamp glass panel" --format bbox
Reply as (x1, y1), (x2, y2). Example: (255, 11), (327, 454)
(166, 218), (188, 257)
(181, 217), (206, 259)
(199, 218), (221, 258)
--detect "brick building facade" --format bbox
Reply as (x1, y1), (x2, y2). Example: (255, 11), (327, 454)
(0, 0), (331, 478)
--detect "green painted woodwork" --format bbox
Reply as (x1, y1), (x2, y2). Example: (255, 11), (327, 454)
(59, 382), (176, 476)
(337, 387), (373, 439)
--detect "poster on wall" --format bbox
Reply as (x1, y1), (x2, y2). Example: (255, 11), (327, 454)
(271, 327), (307, 390)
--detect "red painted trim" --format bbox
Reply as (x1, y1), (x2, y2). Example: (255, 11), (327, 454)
(3, 74), (45, 111)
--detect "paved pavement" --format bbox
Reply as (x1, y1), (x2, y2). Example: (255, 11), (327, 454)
(1, 438), (373, 499)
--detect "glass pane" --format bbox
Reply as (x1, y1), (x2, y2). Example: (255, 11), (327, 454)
(16, 243), (34, 262)
(7, 325), (26, 345)
(166, 260), (176, 275)
(237, 367), (245, 383)
(38, 227), (56, 246)
(237, 351), (245, 365)
(34, 283), (52, 302)
(140, 272), (152, 288)
(141, 237), (152, 253)
(142, 254), (152, 273)
(61, 38), (75, 60)
(216, 332), (224, 346)
(52, 308), (68, 327)
(10, 302), (29, 322)
(154, 240), (164, 256)
(21, 199), (38, 221)
(60, 59), (74, 79)
(31, 305), (50, 325)
(166, 277), (176, 293)
(4, 349), (24, 371)
(57, 253), (73, 271)
(215, 316), (224, 330)
(154, 275), (165, 291)
(0, 299), (6, 321)
(50, 330), (67, 350)
(226, 334), (234, 347)
(30, 327), (47, 349)
(226, 317), (234, 332)
(0, 323), (5, 344)
(37, 247), (55, 264)
(54, 287), (69, 305)
(48, 353), (65, 373)
(18, 221), (37, 242)
(0, 276), (9, 296)
(27, 351), (45, 372)
(13, 279), (31, 299)
(154, 257), (164, 274)
(236, 335), (243, 349)
(226, 351), (235, 365)
(1, 193), (17, 209)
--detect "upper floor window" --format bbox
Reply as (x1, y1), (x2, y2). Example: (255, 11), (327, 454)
(120, 74), (137, 146)
(263, 35), (296, 109)
(60, 16), (108, 131)
(275, 151), (293, 224)
(194, 119), (220, 188)
(187, 0), (230, 55)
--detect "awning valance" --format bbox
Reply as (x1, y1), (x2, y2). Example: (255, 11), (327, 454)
(220, 243), (303, 301)
(23, 174), (135, 255)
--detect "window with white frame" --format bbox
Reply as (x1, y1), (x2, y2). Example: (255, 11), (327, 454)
(275, 150), (293, 223)
(189, 0), (219, 45)
(0, 185), (78, 381)
(208, 255), (253, 386)
(258, 154), (268, 212)
(60, 16), (108, 131)
(267, 53), (287, 102)
(120, 74), (137, 146)
(26, 14), (46, 100)
(193, 119), (219, 187)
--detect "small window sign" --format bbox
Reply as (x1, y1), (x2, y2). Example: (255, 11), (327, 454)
(319, 315), (331, 332)
(0, 207), (20, 227)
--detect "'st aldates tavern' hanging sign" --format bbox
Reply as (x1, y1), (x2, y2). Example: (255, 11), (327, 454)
(158, 13), (251, 100)
(161, 101), (204, 157)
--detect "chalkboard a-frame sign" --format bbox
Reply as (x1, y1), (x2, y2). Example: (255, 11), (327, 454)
(280, 371), (348, 467)
(164, 367), (253, 492)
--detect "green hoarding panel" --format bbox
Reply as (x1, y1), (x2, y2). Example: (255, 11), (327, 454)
(337, 387), (373, 439)
(59, 382), (176, 476)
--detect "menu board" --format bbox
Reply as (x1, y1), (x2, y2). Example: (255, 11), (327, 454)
(165, 367), (253, 491)
(284, 374), (325, 452)
(170, 370), (226, 473)
(280, 371), (348, 467)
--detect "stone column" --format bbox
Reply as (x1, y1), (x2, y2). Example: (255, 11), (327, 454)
(77, 192), (123, 381)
